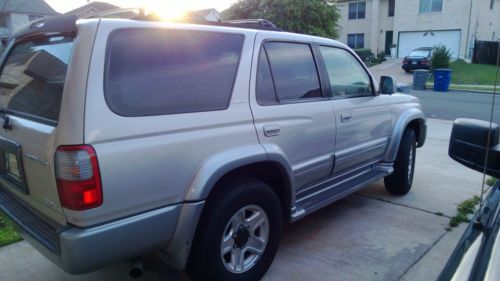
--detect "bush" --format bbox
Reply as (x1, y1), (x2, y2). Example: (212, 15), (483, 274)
(353, 48), (374, 62)
(431, 44), (452, 70)
(375, 51), (387, 63)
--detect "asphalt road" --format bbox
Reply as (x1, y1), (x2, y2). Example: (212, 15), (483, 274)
(410, 89), (500, 124)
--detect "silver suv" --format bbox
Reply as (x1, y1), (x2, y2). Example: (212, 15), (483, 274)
(0, 14), (426, 281)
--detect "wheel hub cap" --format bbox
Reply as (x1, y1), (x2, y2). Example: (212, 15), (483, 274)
(220, 205), (269, 274)
(233, 225), (251, 249)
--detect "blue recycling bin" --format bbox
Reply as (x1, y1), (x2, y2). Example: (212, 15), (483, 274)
(433, 69), (452, 92)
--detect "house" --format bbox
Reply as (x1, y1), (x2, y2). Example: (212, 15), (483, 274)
(336, 0), (500, 58)
(0, 0), (58, 45)
(184, 8), (221, 22)
(65, 1), (120, 19)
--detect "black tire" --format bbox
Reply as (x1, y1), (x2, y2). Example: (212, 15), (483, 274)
(404, 69), (410, 73)
(187, 178), (282, 281)
(384, 129), (417, 195)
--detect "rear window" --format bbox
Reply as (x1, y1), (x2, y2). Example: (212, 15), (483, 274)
(409, 50), (431, 57)
(0, 36), (73, 124)
(105, 29), (244, 117)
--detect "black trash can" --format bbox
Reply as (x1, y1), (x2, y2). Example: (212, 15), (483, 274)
(413, 69), (430, 90)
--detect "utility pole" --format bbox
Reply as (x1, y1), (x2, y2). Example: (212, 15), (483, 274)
(465, 0), (474, 59)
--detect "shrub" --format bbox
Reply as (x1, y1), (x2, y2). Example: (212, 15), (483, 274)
(353, 48), (374, 62)
(376, 51), (387, 63)
(431, 44), (452, 70)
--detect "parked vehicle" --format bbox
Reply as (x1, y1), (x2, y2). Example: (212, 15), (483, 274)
(438, 118), (500, 281)
(402, 47), (433, 72)
(0, 14), (427, 281)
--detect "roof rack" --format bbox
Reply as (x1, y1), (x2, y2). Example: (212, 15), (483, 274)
(84, 9), (282, 31)
(211, 19), (282, 31)
(85, 7), (158, 20)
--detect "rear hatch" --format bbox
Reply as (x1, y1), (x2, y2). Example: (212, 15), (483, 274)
(0, 19), (78, 225)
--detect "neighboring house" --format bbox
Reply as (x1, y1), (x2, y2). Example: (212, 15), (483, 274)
(0, 0), (58, 46)
(337, 0), (500, 59)
(65, 1), (120, 19)
(184, 8), (220, 22)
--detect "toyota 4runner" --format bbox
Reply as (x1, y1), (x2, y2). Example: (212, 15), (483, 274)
(0, 14), (426, 281)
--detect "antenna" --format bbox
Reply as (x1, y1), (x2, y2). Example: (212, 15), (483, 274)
(475, 38), (500, 229)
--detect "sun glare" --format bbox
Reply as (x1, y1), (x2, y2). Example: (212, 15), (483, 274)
(142, 1), (193, 21)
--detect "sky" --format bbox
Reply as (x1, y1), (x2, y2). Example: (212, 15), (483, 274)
(45, 0), (237, 14)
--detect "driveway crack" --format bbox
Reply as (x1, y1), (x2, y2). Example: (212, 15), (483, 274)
(355, 193), (452, 219)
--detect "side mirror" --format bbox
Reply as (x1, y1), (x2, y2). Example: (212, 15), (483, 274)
(380, 76), (397, 95)
(449, 118), (500, 178)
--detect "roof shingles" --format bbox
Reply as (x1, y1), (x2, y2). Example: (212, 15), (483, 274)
(0, 0), (58, 15)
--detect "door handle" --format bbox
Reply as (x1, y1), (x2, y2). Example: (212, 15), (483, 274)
(341, 113), (352, 123)
(263, 125), (280, 137)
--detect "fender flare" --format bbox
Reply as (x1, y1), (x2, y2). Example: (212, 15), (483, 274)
(384, 108), (426, 162)
(184, 144), (294, 202)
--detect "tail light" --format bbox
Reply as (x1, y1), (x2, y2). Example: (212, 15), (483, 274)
(421, 59), (429, 65)
(55, 145), (102, 210)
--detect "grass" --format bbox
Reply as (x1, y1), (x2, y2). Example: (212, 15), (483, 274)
(0, 211), (22, 247)
(449, 196), (481, 227)
(486, 177), (497, 187)
(428, 60), (499, 86)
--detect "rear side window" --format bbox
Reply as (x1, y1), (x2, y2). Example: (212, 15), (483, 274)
(0, 36), (73, 124)
(105, 29), (244, 116)
(263, 42), (322, 102)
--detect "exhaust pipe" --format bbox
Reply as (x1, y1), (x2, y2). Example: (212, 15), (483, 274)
(129, 258), (144, 279)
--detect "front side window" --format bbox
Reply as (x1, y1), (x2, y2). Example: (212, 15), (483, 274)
(348, 2), (366, 20)
(262, 42), (322, 102)
(0, 36), (73, 123)
(105, 29), (244, 116)
(419, 0), (443, 13)
(347, 34), (365, 49)
(319, 46), (372, 97)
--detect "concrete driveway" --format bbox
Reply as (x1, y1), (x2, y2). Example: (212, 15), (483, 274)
(0, 119), (483, 281)
(369, 58), (414, 85)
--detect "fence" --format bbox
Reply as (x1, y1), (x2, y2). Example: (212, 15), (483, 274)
(472, 40), (499, 65)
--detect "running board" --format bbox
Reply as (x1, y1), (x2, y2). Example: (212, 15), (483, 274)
(291, 163), (393, 222)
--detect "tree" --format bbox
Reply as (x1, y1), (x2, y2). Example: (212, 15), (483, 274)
(221, 0), (340, 39)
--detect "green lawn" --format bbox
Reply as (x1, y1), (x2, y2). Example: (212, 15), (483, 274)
(0, 211), (22, 247)
(448, 60), (499, 85)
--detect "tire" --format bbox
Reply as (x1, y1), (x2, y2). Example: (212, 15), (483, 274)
(384, 129), (417, 195)
(187, 178), (283, 281)
(404, 69), (410, 73)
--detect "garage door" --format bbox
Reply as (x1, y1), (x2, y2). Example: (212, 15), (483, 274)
(397, 30), (461, 58)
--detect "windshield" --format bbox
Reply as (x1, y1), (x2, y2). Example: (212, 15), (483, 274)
(0, 36), (73, 124)
(408, 50), (430, 57)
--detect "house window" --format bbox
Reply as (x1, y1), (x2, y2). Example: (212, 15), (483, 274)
(0, 13), (8, 27)
(347, 34), (365, 49)
(348, 2), (366, 20)
(419, 0), (443, 13)
(29, 15), (44, 21)
(388, 0), (395, 17)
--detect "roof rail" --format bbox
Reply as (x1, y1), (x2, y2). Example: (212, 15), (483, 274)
(85, 7), (156, 20)
(84, 9), (282, 32)
(200, 19), (282, 31)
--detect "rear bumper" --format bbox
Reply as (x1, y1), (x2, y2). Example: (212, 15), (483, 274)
(0, 187), (202, 274)
(402, 64), (430, 71)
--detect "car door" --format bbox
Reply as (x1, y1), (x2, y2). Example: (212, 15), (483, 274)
(317, 45), (392, 175)
(250, 35), (336, 190)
